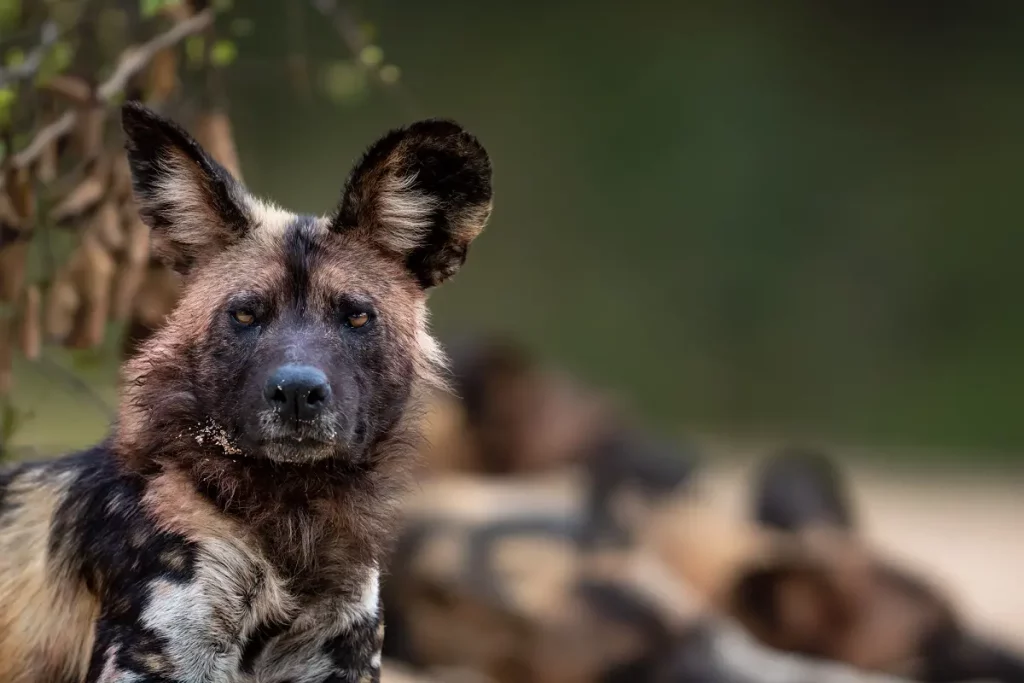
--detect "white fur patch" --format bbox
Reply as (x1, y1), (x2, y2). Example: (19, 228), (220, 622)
(141, 535), (294, 681)
(375, 173), (436, 252)
(151, 154), (218, 250)
(356, 566), (382, 622)
(245, 195), (305, 245)
(413, 302), (448, 390)
(141, 537), (380, 682)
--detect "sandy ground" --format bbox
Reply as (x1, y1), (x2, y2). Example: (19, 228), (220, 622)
(696, 449), (1024, 645)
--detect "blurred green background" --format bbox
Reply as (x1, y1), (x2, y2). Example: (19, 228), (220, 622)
(10, 0), (1024, 459)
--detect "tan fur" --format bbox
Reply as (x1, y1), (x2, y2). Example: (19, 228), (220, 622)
(0, 469), (99, 683)
(399, 472), (582, 526)
(491, 536), (579, 623)
(142, 467), (251, 544)
(418, 389), (478, 474)
(641, 496), (782, 609)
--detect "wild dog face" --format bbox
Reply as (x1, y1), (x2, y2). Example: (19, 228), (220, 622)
(117, 103), (492, 468)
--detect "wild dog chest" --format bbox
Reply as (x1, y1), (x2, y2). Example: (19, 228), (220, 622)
(94, 533), (384, 683)
(71, 463), (386, 683)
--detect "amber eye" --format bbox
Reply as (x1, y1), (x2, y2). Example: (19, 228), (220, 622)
(346, 312), (370, 329)
(232, 310), (256, 326)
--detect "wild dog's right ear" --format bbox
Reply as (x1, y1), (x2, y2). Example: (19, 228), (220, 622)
(752, 448), (857, 533)
(329, 119), (493, 288)
(121, 102), (252, 273)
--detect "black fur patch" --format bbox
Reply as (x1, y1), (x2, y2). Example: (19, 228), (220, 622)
(575, 579), (672, 645)
(582, 428), (698, 549)
(918, 623), (1024, 682)
(752, 447), (856, 532)
(283, 216), (324, 312)
(322, 611), (384, 683)
(239, 615), (293, 673)
(49, 445), (198, 599)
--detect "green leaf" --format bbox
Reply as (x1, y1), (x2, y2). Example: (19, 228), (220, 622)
(379, 64), (401, 85)
(210, 39), (237, 67)
(50, 41), (73, 71)
(34, 41), (74, 85)
(185, 35), (205, 69)
(0, 87), (15, 128)
(358, 45), (384, 68)
(4, 47), (24, 68)
(140, 0), (181, 18)
(0, 0), (20, 31)
(322, 60), (368, 104)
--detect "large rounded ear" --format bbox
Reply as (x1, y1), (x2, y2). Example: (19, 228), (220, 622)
(329, 119), (493, 288)
(752, 447), (858, 533)
(121, 102), (254, 273)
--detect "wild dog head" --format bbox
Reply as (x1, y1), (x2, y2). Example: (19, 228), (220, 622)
(116, 102), (492, 471)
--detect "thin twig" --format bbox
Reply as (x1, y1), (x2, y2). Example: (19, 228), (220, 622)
(0, 9), (214, 191)
(0, 21), (61, 89)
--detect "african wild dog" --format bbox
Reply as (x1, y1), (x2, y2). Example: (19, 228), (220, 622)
(737, 450), (1024, 682)
(380, 475), (918, 683)
(633, 450), (1024, 682)
(0, 102), (492, 682)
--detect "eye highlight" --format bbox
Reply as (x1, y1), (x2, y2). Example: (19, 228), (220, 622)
(346, 312), (370, 329)
(232, 310), (256, 326)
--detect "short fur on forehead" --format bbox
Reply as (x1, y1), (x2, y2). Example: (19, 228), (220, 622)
(331, 119), (493, 288)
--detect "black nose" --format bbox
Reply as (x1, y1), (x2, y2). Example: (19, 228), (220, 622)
(264, 365), (332, 421)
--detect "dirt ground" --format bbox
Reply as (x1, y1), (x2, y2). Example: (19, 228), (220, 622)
(696, 445), (1024, 646)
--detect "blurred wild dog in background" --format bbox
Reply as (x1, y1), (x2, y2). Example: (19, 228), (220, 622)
(387, 381), (1024, 683)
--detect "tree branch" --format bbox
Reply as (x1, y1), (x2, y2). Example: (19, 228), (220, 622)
(0, 9), (214, 190)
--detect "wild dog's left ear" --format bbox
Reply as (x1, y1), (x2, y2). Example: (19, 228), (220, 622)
(330, 119), (493, 288)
